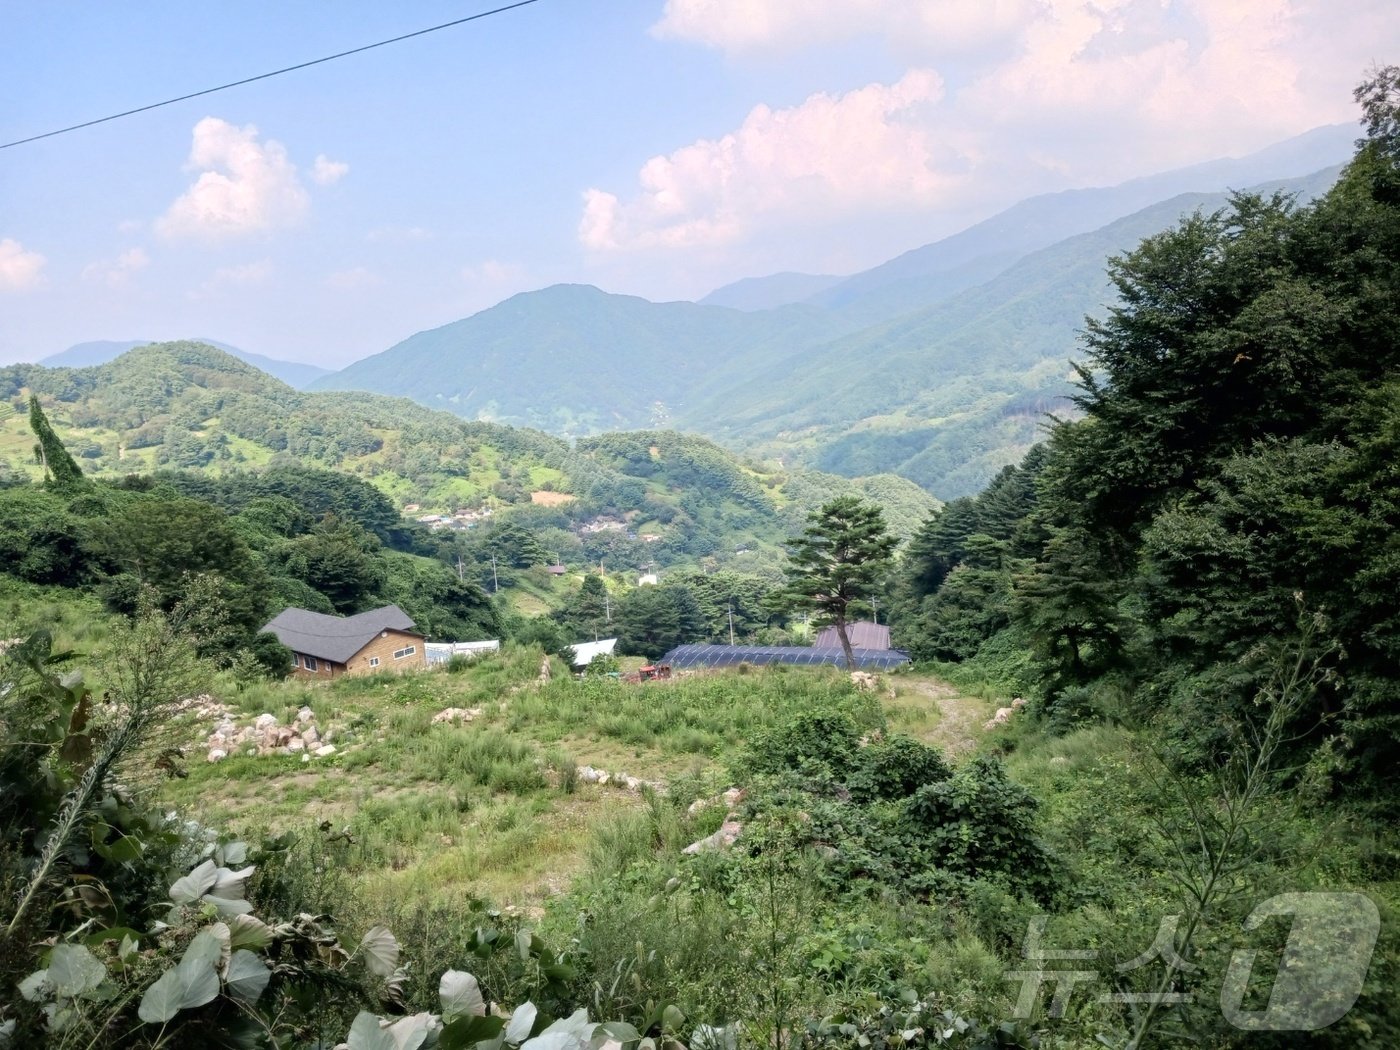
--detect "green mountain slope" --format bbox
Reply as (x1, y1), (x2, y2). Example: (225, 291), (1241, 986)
(0, 343), (935, 584)
(678, 166), (1344, 497)
(38, 338), (331, 388)
(311, 284), (854, 435)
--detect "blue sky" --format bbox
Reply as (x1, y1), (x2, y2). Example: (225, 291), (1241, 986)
(2, 0), (1395, 368)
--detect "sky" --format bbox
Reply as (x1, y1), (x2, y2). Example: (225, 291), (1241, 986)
(1, 0), (1396, 368)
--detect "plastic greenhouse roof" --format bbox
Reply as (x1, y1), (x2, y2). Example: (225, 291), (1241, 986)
(658, 644), (910, 671)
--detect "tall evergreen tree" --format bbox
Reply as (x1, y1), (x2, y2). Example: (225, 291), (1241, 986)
(781, 496), (897, 669)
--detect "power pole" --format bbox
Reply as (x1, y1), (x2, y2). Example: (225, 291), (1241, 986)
(491, 554), (498, 594)
(728, 604), (735, 645)
(871, 596), (878, 625)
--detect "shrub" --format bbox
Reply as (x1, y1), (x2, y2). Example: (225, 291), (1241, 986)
(847, 736), (952, 802)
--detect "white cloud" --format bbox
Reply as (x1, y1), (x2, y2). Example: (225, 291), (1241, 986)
(311, 154), (349, 186)
(599, 0), (1398, 260)
(652, 0), (1039, 57)
(0, 238), (46, 292)
(324, 266), (379, 290)
(158, 118), (309, 239)
(82, 247), (150, 289)
(191, 259), (274, 298)
(581, 70), (949, 251)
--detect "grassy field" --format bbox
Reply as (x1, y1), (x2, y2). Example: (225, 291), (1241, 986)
(157, 649), (988, 915)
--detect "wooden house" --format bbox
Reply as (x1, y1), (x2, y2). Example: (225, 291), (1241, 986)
(262, 604), (425, 679)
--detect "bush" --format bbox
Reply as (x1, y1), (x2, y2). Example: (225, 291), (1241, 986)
(847, 736), (952, 802)
(901, 756), (1057, 900)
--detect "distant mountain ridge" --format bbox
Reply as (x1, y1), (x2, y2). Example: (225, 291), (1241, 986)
(40, 339), (331, 389)
(313, 125), (1356, 498)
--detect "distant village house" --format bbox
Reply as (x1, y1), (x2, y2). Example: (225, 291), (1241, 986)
(262, 604), (426, 678)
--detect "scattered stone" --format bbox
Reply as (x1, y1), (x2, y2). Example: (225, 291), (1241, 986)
(850, 671), (879, 691)
(296, 706), (315, 723)
(253, 713), (277, 731)
(1011, 697), (1027, 710)
(983, 706), (1016, 730)
(682, 819), (743, 855)
(207, 749), (227, 763)
(302, 726), (320, 745)
(287, 738), (306, 753)
(314, 744), (337, 758)
(431, 707), (482, 725)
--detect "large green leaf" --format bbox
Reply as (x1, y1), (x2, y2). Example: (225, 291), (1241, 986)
(505, 1002), (538, 1044)
(137, 960), (219, 1023)
(439, 969), (486, 1021)
(346, 1012), (398, 1050)
(360, 925), (401, 978)
(228, 913), (274, 951)
(47, 944), (106, 998)
(225, 950), (271, 1004)
(169, 859), (218, 904)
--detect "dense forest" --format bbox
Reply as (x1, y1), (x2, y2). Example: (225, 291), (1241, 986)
(894, 73), (1400, 801)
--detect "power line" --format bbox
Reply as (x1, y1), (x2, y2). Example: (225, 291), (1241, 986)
(1, 0), (543, 151)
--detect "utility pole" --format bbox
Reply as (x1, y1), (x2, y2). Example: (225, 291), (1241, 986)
(871, 596), (878, 625)
(491, 554), (498, 594)
(455, 552), (465, 583)
(728, 604), (735, 645)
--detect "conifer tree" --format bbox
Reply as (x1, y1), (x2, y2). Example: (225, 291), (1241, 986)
(781, 497), (897, 669)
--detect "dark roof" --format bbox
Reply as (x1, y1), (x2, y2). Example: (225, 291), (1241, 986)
(813, 621), (892, 651)
(659, 644), (910, 671)
(262, 605), (419, 664)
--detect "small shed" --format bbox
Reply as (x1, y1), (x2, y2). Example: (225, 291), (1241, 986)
(813, 621), (892, 651)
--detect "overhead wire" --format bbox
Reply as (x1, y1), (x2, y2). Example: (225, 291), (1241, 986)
(0, 0), (543, 151)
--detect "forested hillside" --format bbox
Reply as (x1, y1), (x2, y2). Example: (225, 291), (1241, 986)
(894, 83), (1400, 798)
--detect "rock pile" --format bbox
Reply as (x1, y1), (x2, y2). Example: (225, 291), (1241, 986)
(204, 703), (337, 762)
(575, 765), (664, 792)
(431, 707), (483, 725)
(682, 786), (747, 854)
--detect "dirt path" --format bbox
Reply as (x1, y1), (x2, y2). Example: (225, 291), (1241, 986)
(886, 675), (995, 757)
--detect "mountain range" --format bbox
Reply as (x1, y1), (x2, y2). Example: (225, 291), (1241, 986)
(313, 124), (1354, 497)
(34, 124), (1357, 501)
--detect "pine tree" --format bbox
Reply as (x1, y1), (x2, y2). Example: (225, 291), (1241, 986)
(782, 497), (897, 669)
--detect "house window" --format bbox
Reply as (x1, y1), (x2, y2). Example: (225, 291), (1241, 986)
(393, 645), (416, 660)
(369, 656), (380, 667)
(303, 655), (318, 672)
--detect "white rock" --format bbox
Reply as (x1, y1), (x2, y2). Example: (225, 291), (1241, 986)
(682, 819), (743, 855)
(302, 727), (320, 745)
(301, 753), (311, 763)
(253, 713), (277, 731)
(207, 749), (227, 763)
(314, 744), (337, 758)
(297, 706), (315, 723)
(287, 738), (306, 752)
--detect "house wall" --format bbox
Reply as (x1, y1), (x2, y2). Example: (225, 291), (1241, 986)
(290, 654), (346, 680)
(345, 629), (426, 676)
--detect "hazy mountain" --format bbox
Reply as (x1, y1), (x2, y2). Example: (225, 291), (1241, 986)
(691, 124), (1354, 326)
(678, 165), (1344, 497)
(311, 127), (1354, 500)
(699, 272), (844, 311)
(39, 339), (332, 389)
(311, 284), (850, 434)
